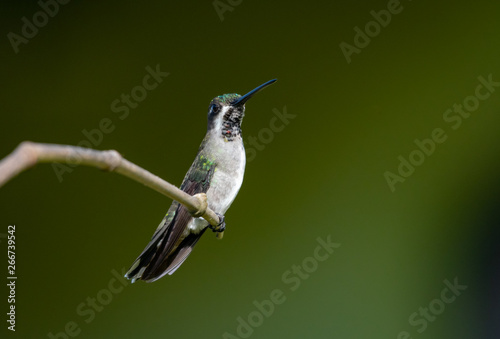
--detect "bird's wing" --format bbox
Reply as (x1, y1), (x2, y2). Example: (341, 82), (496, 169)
(125, 152), (216, 282)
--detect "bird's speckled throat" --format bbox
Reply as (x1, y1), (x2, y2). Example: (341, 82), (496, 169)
(221, 105), (244, 141)
(208, 94), (246, 142)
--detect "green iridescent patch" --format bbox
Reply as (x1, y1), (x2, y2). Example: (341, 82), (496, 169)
(217, 93), (240, 104)
(201, 156), (215, 170)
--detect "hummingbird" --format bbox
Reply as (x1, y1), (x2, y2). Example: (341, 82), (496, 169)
(125, 79), (277, 283)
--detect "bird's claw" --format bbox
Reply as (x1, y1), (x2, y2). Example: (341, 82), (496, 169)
(208, 213), (226, 233)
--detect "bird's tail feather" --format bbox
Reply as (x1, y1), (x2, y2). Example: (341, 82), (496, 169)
(125, 209), (206, 283)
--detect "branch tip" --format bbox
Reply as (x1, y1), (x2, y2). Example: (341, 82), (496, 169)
(190, 193), (208, 218)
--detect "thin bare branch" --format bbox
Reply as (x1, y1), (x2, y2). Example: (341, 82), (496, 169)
(0, 141), (224, 238)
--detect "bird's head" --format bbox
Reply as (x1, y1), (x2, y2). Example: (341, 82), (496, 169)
(206, 79), (276, 141)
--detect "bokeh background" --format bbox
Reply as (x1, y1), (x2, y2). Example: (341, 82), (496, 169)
(1, 0), (499, 338)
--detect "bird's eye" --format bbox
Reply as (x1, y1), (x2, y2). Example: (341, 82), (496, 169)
(210, 104), (220, 114)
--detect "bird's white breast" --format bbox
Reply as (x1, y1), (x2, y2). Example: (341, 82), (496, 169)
(188, 136), (246, 234)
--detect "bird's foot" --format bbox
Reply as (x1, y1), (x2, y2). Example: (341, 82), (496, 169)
(208, 213), (226, 233)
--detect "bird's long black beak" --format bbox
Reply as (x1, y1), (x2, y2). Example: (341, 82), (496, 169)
(231, 79), (277, 106)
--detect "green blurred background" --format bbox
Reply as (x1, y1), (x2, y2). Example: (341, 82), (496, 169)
(1, 0), (499, 338)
